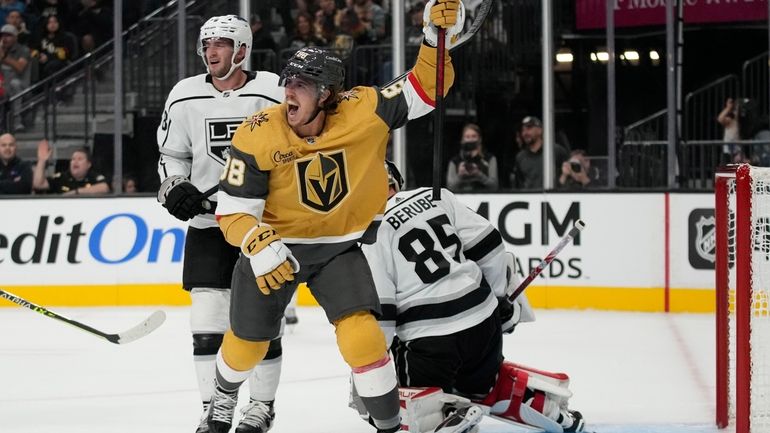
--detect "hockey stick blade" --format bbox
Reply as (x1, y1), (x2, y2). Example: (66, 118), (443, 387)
(508, 219), (586, 303)
(382, 0), (495, 89)
(113, 310), (167, 344)
(0, 289), (166, 345)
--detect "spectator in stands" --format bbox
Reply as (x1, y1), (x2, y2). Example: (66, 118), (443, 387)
(32, 139), (109, 194)
(288, 12), (324, 50)
(73, 0), (111, 54)
(0, 132), (32, 194)
(717, 97), (741, 161)
(31, 0), (72, 34)
(0, 0), (24, 28)
(250, 13), (276, 51)
(557, 149), (598, 189)
(122, 174), (138, 194)
(511, 115), (569, 189)
(296, 0), (320, 18)
(338, 0), (386, 45)
(446, 122), (499, 191)
(315, 0), (340, 45)
(30, 15), (75, 80)
(735, 98), (770, 166)
(5, 10), (29, 45)
(405, 2), (424, 45)
(0, 23), (30, 97)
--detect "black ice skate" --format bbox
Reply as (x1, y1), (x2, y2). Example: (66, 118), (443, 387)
(235, 399), (275, 433)
(560, 410), (585, 433)
(434, 405), (483, 433)
(195, 402), (210, 433)
(207, 385), (238, 433)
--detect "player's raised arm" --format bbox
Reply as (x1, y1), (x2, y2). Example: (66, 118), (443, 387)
(375, 0), (465, 128)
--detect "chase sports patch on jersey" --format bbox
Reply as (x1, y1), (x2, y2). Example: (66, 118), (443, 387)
(205, 117), (245, 165)
(295, 150), (350, 213)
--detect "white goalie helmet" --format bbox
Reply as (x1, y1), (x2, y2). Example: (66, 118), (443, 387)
(197, 15), (252, 80)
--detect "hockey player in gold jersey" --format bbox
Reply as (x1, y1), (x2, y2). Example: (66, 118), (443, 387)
(206, 1), (465, 432)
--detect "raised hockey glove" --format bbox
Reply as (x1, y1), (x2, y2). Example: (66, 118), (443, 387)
(422, 0), (465, 48)
(496, 296), (521, 335)
(241, 224), (300, 295)
(157, 175), (207, 221)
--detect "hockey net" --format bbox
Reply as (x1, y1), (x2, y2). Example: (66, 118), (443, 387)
(716, 164), (770, 433)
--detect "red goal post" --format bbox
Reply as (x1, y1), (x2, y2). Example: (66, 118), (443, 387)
(715, 164), (770, 433)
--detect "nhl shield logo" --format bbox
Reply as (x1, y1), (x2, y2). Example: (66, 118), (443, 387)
(205, 117), (245, 165)
(688, 209), (716, 269)
(695, 215), (716, 263)
(295, 151), (350, 213)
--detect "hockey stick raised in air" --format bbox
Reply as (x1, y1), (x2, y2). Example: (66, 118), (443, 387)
(507, 220), (586, 303)
(382, 0), (495, 89)
(433, 26), (447, 201)
(0, 289), (166, 345)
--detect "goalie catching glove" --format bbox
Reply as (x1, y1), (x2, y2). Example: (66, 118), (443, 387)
(241, 224), (300, 295)
(423, 0), (465, 48)
(157, 175), (210, 221)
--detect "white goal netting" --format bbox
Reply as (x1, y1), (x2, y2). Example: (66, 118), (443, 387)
(724, 165), (770, 433)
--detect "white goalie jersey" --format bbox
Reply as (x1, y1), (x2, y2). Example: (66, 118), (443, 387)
(157, 71), (284, 229)
(363, 187), (510, 347)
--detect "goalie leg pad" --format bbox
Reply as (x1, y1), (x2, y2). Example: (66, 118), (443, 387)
(399, 387), (446, 433)
(477, 361), (575, 432)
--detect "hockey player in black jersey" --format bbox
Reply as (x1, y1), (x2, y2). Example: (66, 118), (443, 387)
(155, 15), (285, 433)
(356, 161), (586, 433)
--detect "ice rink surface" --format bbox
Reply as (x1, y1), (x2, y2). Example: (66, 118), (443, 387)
(0, 305), (729, 433)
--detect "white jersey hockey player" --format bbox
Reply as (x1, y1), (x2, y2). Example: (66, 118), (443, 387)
(156, 15), (285, 433)
(359, 161), (585, 433)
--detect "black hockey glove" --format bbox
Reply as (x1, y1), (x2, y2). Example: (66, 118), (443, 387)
(158, 176), (206, 221)
(496, 296), (520, 335)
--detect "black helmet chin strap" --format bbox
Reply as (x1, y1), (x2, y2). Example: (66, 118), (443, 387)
(302, 85), (330, 126)
(303, 106), (324, 126)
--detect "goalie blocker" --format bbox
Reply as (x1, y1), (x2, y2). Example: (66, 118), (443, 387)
(353, 362), (584, 433)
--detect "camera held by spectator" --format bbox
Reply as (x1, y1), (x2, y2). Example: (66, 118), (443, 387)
(558, 149), (595, 189)
(447, 123), (499, 192)
(460, 139), (482, 170)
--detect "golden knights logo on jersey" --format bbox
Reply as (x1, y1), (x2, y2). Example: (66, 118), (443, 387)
(206, 117), (246, 165)
(295, 150), (350, 213)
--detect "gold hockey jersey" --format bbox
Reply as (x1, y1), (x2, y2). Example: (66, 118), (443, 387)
(216, 43), (454, 264)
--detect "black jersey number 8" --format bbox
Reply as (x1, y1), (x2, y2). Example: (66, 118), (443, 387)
(397, 214), (462, 284)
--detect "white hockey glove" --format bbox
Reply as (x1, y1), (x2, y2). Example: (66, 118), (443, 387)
(422, 0), (466, 48)
(241, 224), (300, 295)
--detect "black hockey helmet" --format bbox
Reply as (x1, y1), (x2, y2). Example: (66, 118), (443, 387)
(385, 160), (404, 192)
(279, 47), (345, 92)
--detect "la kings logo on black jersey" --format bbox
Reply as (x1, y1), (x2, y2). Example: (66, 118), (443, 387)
(205, 117), (245, 165)
(295, 151), (350, 213)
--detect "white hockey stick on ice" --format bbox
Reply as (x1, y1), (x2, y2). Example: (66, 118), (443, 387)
(0, 289), (166, 345)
